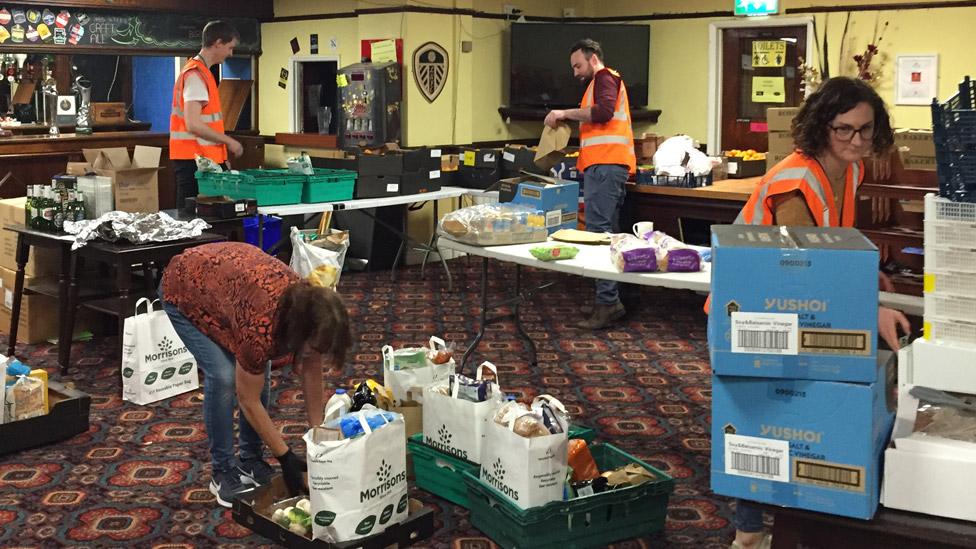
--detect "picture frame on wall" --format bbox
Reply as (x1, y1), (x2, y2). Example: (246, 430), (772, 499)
(895, 54), (939, 106)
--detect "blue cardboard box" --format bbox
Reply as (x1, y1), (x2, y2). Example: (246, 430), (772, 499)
(497, 175), (579, 234)
(708, 225), (880, 383)
(710, 352), (896, 520)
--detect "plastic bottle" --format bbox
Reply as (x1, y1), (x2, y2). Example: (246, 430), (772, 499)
(322, 388), (352, 426)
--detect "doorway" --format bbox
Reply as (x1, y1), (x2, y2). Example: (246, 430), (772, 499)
(706, 16), (814, 155)
(289, 56), (339, 134)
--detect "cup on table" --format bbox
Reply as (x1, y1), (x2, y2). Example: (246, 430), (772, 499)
(632, 221), (654, 238)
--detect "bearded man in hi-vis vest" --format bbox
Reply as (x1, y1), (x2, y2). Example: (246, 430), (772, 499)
(545, 39), (637, 329)
(170, 20), (244, 212)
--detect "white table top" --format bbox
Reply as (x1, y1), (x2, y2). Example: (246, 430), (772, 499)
(437, 237), (925, 315)
(258, 186), (474, 216)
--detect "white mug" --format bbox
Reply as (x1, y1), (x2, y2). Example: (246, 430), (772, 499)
(632, 221), (654, 238)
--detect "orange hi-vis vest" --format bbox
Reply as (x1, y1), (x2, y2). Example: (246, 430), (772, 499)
(704, 151), (863, 315)
(735, 151), (862, 227)
(170, 57), (227, 163)
(578, 67), (636, 175)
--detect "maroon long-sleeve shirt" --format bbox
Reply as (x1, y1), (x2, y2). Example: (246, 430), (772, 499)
(588, 68), (622, 124)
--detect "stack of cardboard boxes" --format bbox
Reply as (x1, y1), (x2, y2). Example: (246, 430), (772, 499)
(894, 129), (937, 171)
(709, 225), (895, 520)
(317, 145), (443, 198)
(458, 148), (502, 189)
(766, 107), (798, 172)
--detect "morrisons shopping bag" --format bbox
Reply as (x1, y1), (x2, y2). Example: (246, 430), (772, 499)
(481, 395), (570, 509)
(304, 409), (408, 543)
(121, 298), (199, 405)
(289, 226), (349, 290)
(422, 362), (504, 464)
(383, 336), (454, 405)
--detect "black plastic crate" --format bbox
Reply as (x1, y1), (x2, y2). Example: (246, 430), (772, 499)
(933, 76), (976, 202)
(635, 170), (712, 188)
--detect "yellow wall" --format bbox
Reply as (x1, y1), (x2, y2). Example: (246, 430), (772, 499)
(263, 1), (976, 145)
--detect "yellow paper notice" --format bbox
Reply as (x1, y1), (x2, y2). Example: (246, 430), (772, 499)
(752, 40), (787, 67)
(336, 74), (348, 87)
(752, 76), (786, 103)
(463, 151), (476, 167)
(370, 39), (398, 63)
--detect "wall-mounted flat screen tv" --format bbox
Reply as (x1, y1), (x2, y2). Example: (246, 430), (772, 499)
(509, 22), (650, 109)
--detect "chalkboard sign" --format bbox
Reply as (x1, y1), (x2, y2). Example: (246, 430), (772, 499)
(0, 4), (259, 54)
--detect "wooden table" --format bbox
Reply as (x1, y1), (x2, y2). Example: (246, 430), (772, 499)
(5, 225), (224, 372)
(625, 178), (758, 244)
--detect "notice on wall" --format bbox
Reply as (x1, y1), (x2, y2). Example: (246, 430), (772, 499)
(370, 39), (398, 63)
(752, 76), (786, 103)
(752, 40), (786, 67)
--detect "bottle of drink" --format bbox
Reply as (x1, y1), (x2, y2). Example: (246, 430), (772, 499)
(53, 187), (65, 232)
(73, 190), (86, 222)
(25, 185), (34, 229)
(40, 186), (55, 232)
(322, 388), (352, 426)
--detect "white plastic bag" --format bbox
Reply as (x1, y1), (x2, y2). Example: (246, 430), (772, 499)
(383, 336), (455, 405)
(289, 226), (348, 290)
(121, 298), (199, 405)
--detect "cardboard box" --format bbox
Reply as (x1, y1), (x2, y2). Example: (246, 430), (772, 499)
(400, 169), (442, 196)
(901, 337), (976, 395)
(549, 156), (582, 183)
(82, 146), (162, 213)
(903, 155), (937, 171)
(0, 381), (90, 455)
(502, 145), (545, 178)
(441, 154), (460, 172)
(497, 174), (579, 233)
(457, 165), (501, 190)
(766, 150), (791, 172)
(461, 148), (501, 170)
(709, 225), (879, 382)
(767, 131), (794, 156)
(636, 134), (663, 161)
(726, 158), (766, 179)
(893, 129), (935, 158)
(0, 266), (94, 345)
(401, 147), (442, 173)
(0, 198), (61, 277)
(766, 107), (800, 132)
(355, 175), (401, 199)
(91, 102), (126, 123)
(710, 352), (896, 520)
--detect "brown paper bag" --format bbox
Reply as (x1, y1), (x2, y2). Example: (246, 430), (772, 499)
(535, 123), (571, 171)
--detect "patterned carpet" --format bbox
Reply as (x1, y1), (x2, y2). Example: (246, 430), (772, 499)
(0, 259), (733, 548)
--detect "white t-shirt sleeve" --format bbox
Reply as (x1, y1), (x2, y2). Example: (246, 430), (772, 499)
(182, 71), (210, 105)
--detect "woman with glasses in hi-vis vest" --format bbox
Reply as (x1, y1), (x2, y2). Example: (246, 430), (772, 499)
(724, 77), (911, 549)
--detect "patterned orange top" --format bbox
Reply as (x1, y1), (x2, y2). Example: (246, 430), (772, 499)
(161, 242), (299, 374)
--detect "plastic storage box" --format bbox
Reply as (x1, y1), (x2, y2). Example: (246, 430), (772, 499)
(302, 168), (357, 203)
(462, 443), (674, 549)
(932, 76), (976, 202)
(243, 215), (282, 252)
(196, 170), (304, 206)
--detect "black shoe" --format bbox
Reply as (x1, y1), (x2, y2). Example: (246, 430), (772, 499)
(237, 457), (276, 487)
(576, 302), (626, 329)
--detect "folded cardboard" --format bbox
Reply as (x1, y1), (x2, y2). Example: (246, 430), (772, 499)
(709, 225), (879, 382)
(766, 107), (800, 132)
(82, 146), (162, 213)
(893, 128), (935, 158)
(0, 198), (60, 277)
(0, 266), (94, 344)
(356, 175), (401, 199)
(0, 381), (90, 455)
(711, 352), (896, 520)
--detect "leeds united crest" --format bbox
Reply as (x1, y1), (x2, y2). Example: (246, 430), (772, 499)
(413, 42), (448, 103)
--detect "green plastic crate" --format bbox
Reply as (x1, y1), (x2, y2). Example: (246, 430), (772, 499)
(408, 425), (597, 510)
(302, 168), (357, 203)
(195, 170), (304, 206)
(462, 443), (674, 549)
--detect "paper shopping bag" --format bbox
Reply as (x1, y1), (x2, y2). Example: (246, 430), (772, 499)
(121, 298), (199, 405)
(289, 226), (349, 290)
(383, 336), (454, 405)
(304, 411), (408, 543)
(481, 395), (570, 509)
(422, 362), (503, 464)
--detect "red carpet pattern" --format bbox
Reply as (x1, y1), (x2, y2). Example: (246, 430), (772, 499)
(0, 259), (733, 548)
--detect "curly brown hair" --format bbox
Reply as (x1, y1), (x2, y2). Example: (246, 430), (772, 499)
(792, 77), (894, 157)
(272, 281), (351, 367)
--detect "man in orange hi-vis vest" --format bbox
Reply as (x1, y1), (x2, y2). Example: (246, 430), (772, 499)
(170, 20), (244, 212)
(545, 39), (637, 329)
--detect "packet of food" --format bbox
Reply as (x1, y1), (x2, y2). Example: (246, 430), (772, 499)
(194, 154), (223, 173)
(602, 463), (657, 488)
(11, 375), (45, 421)
(531, 394), (569, 434)
(449, 373), (493, 403)
(287, 151), (315, 175)
(529, 243), (579, 261)
(494, 399), (529, 425)
(568, 439), (600, 481)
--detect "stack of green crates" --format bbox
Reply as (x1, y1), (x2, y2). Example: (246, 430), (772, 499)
(461, 443), (674, 549)
(302, 168), (356, 203)
(408, 425), (595, 510)
(195, 170), (304, 206)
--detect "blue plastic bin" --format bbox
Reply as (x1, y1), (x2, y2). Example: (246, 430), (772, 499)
(243, 215), (281, 252)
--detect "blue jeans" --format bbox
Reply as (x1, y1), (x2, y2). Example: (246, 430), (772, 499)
(158, 285), (271, 473)
(733, 499), (764, 533)
(583, 164), (629, 305)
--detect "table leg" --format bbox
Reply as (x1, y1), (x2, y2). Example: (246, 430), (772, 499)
(513, 265), (538, 367)
(460, 256), (490, 374)
(7, 234), (31, 358)
(389, 209), (407, 282)
(60, 252), (80, 374)
(116, 262), (133, 352)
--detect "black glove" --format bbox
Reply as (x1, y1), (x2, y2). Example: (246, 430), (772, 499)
(277, 448), (308, 496)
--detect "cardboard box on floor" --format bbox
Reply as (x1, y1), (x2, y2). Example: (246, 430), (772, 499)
(766, 107), (800, 132)
(81, 146), (162, 213)
(0, 198), (60, 277)
(0, 266), (95, 344)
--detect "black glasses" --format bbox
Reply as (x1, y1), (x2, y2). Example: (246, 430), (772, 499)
(829, 124), (874, 141)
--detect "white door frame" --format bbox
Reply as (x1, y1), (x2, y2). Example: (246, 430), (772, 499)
(706, 15), (815, 155)
(289, 54), (341, 132)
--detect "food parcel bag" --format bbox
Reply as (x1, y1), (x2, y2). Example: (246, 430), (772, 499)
(304, 409), (409, 543)
(121, 298), (199, 405)
(289, 226), (349, 290)
(422, 362), (504, 464)
(481, 395), (570, 509)
(383, 336), (454, 405)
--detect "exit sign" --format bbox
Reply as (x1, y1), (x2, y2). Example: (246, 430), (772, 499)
(735, 0), (779, 16)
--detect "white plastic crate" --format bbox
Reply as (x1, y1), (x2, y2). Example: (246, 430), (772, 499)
(924, 316), (976, 346)
(924, 245), (976, 273)
(924, 269), (976, 298)
(924, 219), (976, 249)
(924, 292), (976, 322)
(925, 193), (976, 223)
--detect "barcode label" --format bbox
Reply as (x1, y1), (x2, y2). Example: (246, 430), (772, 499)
(731, 312), (798, 355)
(725, 434), (789, 482)
(794, 458), (865, 492)
(799, 329), (871, 356)
(545, 210), (561, 228)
